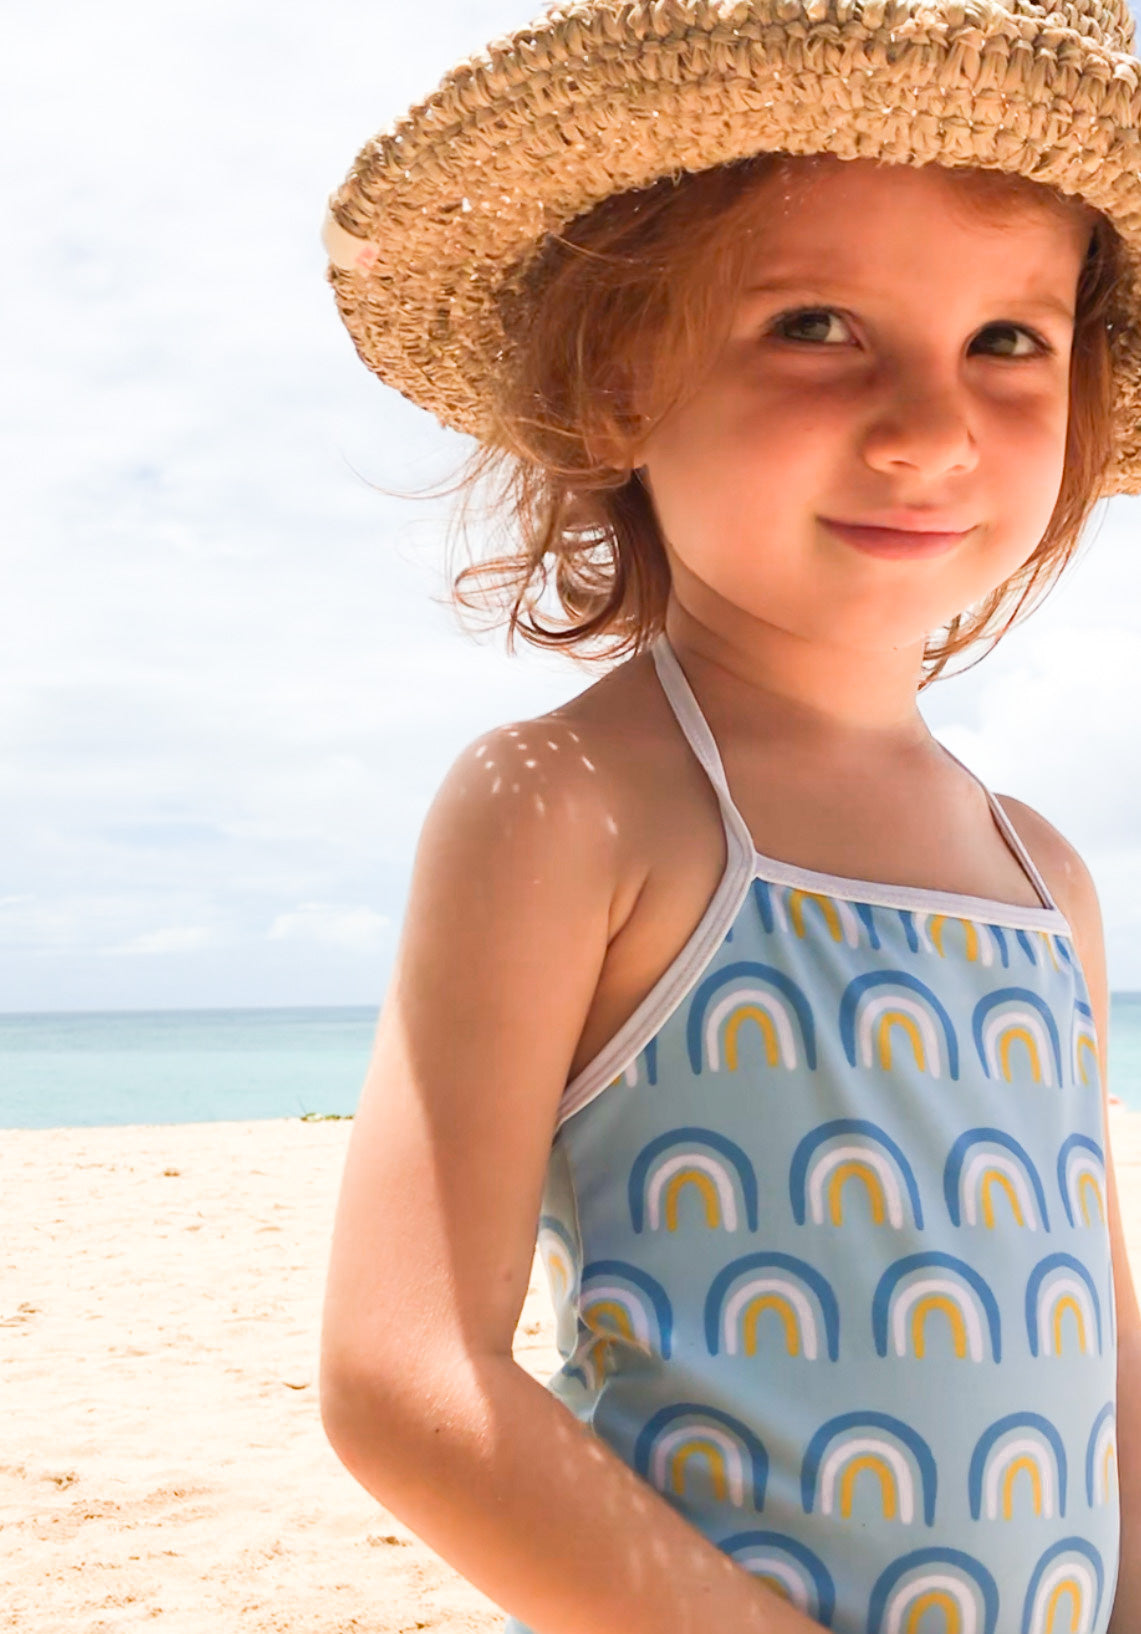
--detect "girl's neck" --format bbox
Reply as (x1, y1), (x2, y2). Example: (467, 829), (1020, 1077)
(662, 600), (933, 759)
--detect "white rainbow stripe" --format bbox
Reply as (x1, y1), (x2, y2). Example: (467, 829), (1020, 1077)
(869, 1548), (998, 1634)
(890, 1275), (986, 1362)
(703, 986), (799, 1072)
(773, 887), (863, 946)
(1088, 1407), (1117, 1507)
(982, 1437), (1058, 1520)
(1071, 1004), (1101, 1089)
(1025, 1559), (1099, 1632)
(581, 1283), (653, 1348)
(807, 1142), (906, 1229)
(1036, 1276), (1098, 1358)
(1060, 1141), (1107, 1229)
(855, 992), (945, 1078)
(980, 1006), (1057, 1086)
(723, 1275), (819, 1359)
(651, 1422), (749, 1506)
(883, 1572), (979, 1634)
(964, 1154), (1040, 1230)
(819, 1435), (916, 1523)
(645, 1151), (740, 1231)
(922, 912), (997, 966)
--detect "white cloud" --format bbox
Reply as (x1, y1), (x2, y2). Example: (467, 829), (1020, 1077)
(108, 926), (216, 957)
(268, 903), (391, 954)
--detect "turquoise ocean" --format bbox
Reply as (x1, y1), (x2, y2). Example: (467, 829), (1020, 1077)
(2, 997), (1141, 1131)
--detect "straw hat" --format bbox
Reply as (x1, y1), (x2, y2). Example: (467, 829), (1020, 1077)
(322, 0), (1141, 493)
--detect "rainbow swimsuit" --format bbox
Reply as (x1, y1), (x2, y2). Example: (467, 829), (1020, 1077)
(505, 633), (1119, 1634)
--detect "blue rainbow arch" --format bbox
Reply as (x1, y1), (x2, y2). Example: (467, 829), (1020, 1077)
(802, 1410), (937, 1526)
(634, 1402), (767, 1510)
(973, 987), (1064, 1087)
(628, 1126), (758, 1234)
(1086, 1404), (1117, 1507)
(1021, 1538), (1105, 1633)
(704, 1252), (840, 1362)
(873, 1251), (1002, 1363)
(685, 960), (816, 1075)
(579, 1259), (673, 1359)
(944, 1128), (1051, 1232)
(719, 1531), (835, 1624)
(839, 969), (960, 1079)
(968, 1412), (1068, 1521)
(789, 1119), (923, 1231)
(868, 1547), (999, 1634)
(1026, 1253), (1103, 1358)
(1057, 1134), (1107, 1229)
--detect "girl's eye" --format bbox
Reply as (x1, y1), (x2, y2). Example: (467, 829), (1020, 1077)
(769, 308), (854, 346)
(972, 323), (1047, 358)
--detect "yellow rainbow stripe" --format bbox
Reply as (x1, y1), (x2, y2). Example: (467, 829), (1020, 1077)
(1002, 1456), (1044, 1519)
(929, 914), (981, 963)
(981, 1168), (1025, 1229)
(911, 1294), (970, 1360)
(724, 1006), (781, 1070)
(788, 890), (844, 943)
(875, 1010), (929, 1072)
(664, 1168), (721, 1230)
(999, 1025), (1044, 1083)
(827, 1161), (887, 1226)
(840, 1454), (897, 1520)
(742, 1293), (801, 1357)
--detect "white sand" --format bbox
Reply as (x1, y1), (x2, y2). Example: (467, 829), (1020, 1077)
(4, 1106), (1139, 1632)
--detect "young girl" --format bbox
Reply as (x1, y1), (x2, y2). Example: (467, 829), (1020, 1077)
(317, 3), (1141, 1630)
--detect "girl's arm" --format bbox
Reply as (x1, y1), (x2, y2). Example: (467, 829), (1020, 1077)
(1055, 838), (1141, 1627)
(319, 720), (819, 1634)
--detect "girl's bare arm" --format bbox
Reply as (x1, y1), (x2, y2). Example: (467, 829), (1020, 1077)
(319, 720), (818, 1634)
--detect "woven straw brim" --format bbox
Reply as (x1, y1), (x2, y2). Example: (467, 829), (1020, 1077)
(325, 0), (1141, 496)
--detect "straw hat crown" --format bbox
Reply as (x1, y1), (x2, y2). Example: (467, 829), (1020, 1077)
(324, 0), (1141, 490)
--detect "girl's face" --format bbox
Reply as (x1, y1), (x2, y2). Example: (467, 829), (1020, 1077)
(635, 157), (1091, 658)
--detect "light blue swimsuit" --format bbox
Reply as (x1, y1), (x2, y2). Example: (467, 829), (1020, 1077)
(507, 632), (1118, 1634)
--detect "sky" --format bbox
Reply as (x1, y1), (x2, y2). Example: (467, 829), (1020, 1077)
(3, 0), (1141, 1013)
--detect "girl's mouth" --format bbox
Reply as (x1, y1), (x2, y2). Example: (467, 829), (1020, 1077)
(821, 518), (972, 558)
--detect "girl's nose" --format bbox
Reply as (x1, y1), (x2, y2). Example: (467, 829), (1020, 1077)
(859, 368), (979, 481)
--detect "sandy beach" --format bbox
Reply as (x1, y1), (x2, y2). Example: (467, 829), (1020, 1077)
(6, 1104), (1141, 1633)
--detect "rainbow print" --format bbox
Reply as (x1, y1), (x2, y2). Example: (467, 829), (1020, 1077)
(839, 969), (960, 1079)
(579, 1259), (673, 1363)
(944, 1129), (1050, 1233)
(704, 1253), (840, 1362)
(1020, 1538), (1105, 1633)
(1057, 1135), (1107, 1229)
(789, 1119), (924, 1231)
(750, 876), (867, 947)
(868, 1547), (999, 1634)
(1071, 999), (1101, 1090)
(922, 912), (1000, 966)
(968, 1413), (1068, 1521)
(972, 987), (1064, 1087)
(873, 1252), (1002, 1363)
(1026, 1254), (1103, 1358)
(685, 960), (816, 1074)
(537, 1215), (579, 1310)
(603, 1038), (659, 1093)
(1086, 1404), (1118, 1508)
(633, 1402), (767, 1511)
(801, 1410), (937, 1526)
(719, 1530), (835, 1623)
(628, 1126), (758, 1234)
